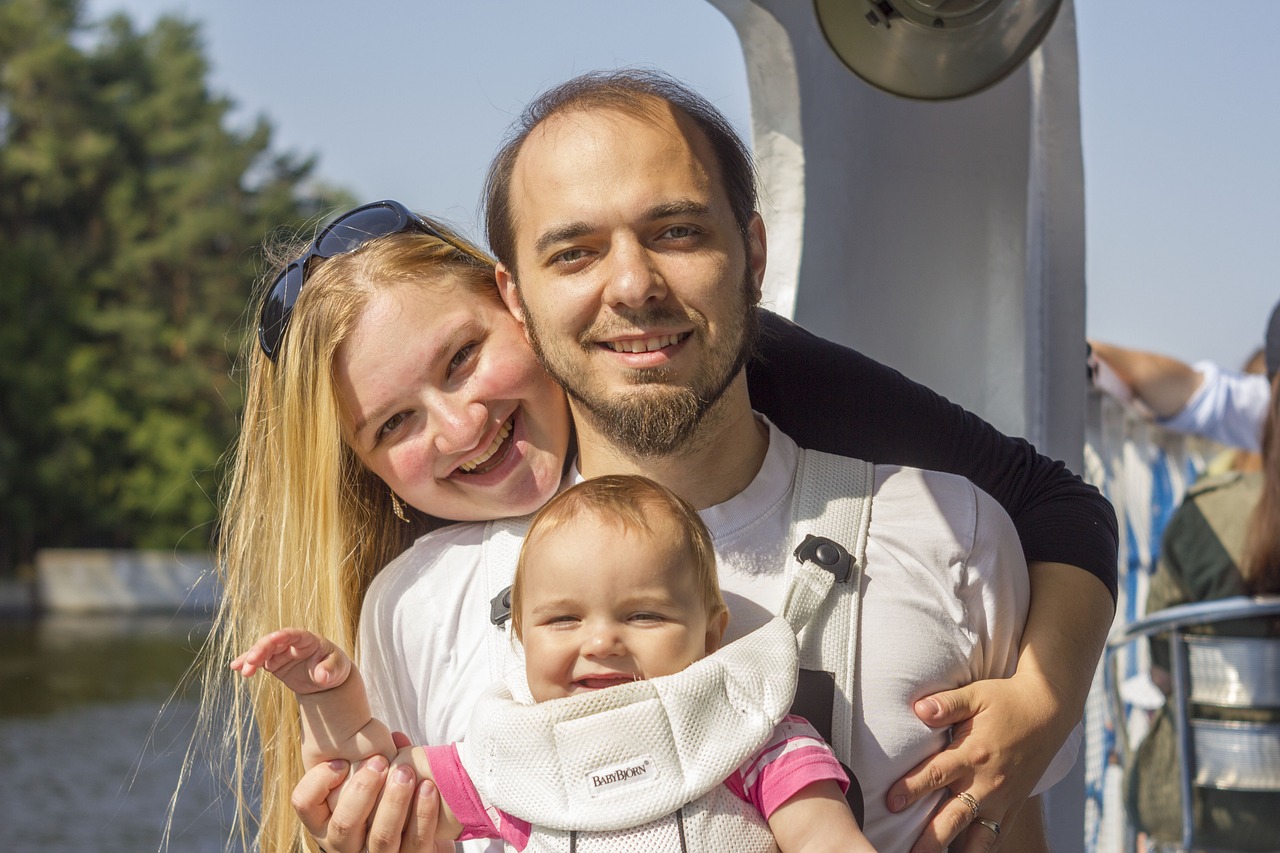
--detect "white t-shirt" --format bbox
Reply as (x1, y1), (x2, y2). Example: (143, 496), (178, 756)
(1159, 360), (1270, 452)
(359, 418), (1062, 853)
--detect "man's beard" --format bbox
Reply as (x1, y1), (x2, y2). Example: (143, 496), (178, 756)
(519, 272), (759, 458)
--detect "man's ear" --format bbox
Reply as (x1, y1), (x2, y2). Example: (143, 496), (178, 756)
(704, 608), (730, 654)
(746, 212), (767, 304)
(495, 263), (525, 324)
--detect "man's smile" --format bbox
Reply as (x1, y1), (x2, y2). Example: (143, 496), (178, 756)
(601, 333), (690, 354)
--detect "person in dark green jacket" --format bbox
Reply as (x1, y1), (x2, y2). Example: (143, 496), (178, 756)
(1127, 363), (1280, 851)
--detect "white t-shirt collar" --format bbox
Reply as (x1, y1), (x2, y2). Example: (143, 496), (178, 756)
(566, 414), (797, 543)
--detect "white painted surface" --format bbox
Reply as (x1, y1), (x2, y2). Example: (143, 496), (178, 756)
(707, 0), (1086, 468)
(705, 2), (1089, 848)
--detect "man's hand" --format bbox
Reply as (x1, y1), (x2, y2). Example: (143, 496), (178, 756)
(292, 732), (450, 852)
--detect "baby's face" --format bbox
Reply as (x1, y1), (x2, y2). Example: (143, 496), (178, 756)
(519, 512), (724, 703)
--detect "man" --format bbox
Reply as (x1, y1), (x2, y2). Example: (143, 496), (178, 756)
(298, 71), (1113, 853)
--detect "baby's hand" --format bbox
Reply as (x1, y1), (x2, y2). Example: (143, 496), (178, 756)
(230, 627), (351, 695)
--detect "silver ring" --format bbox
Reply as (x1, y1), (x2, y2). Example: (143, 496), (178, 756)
(955, 791), (980, 818)
(976, 818), (1001, 836)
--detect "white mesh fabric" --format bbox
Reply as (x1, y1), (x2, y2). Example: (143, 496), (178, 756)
(678, 785), (778, 852)
(461, 616), (800, 832)
(519, 785), (777, 853)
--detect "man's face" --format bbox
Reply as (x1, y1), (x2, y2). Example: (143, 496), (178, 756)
(496, 101), (765, 457)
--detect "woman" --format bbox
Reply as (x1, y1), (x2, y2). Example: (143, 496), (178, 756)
(198, 203), (565, 852)
(199, 199), (1115, 851)
(1126, 369), (1280, 851)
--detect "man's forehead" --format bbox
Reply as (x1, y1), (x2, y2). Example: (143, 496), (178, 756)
(508, 102), (721, 234)
(518, 102), (701, 173)
(529, 94), (683, 144)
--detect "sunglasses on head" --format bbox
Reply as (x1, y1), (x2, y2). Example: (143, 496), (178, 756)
(257, 199), (446, 362)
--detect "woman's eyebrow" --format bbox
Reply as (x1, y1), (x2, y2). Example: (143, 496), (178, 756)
(352, 395), (400, 441)
(350, 333), (459, 438)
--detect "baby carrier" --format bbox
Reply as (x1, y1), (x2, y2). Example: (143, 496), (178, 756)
(473, 451), (874, 851)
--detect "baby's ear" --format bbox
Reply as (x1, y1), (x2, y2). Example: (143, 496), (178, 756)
(704, 609), (730, 654)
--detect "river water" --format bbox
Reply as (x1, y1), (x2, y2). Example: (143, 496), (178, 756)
(0, 614), (238, 852)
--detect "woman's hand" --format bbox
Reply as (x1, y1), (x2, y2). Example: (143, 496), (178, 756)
(888, 561), (1112, 853)
(292, 733), (449, 852)
(887, 672), (1064, 852)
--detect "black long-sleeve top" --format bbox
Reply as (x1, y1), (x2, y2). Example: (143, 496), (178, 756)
(747, 310), (1118, 600)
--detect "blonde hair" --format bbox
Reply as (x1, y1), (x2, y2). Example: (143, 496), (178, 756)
(510, 474), (725, 641)
(190, 217), (497, 851)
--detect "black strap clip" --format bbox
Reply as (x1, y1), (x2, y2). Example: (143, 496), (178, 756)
(490, 585), (513, 626)
(793, 534), (853, 583)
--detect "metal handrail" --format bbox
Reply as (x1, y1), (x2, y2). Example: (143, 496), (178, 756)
(1104, 594), (1280, 851)
(1107, 595), (1280, 645)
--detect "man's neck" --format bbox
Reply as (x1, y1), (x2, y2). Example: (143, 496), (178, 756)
(573, 375), (769, 510)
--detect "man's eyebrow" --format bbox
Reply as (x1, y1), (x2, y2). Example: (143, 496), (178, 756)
(647, 199), (711, 221)
(532, 200), (714, 257)
(534, 222), (593, 257)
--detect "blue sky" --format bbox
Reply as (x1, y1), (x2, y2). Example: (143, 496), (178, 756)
(85, 0), (1280, 371)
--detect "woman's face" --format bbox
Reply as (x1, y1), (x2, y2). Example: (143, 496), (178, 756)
(333, 274), (571, 522)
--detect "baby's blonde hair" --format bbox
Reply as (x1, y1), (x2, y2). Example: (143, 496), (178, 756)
(510, 474), (725, 641)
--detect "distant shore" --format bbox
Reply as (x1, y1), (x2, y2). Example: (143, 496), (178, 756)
(0, 550), (218, 616)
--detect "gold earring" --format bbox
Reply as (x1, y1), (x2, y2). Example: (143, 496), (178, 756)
(390, 491), (410, 523)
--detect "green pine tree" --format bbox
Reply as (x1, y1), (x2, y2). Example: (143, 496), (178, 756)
(0, 0), (348, 572)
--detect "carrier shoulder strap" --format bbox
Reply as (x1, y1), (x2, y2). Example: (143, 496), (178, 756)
(482, 516), (532, 692)
(787, 449), (874, 768)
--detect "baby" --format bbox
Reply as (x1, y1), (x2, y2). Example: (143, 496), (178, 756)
(234, 474), (870, 851)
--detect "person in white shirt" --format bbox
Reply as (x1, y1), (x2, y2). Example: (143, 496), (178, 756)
(1088, 299), (1280, 451)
